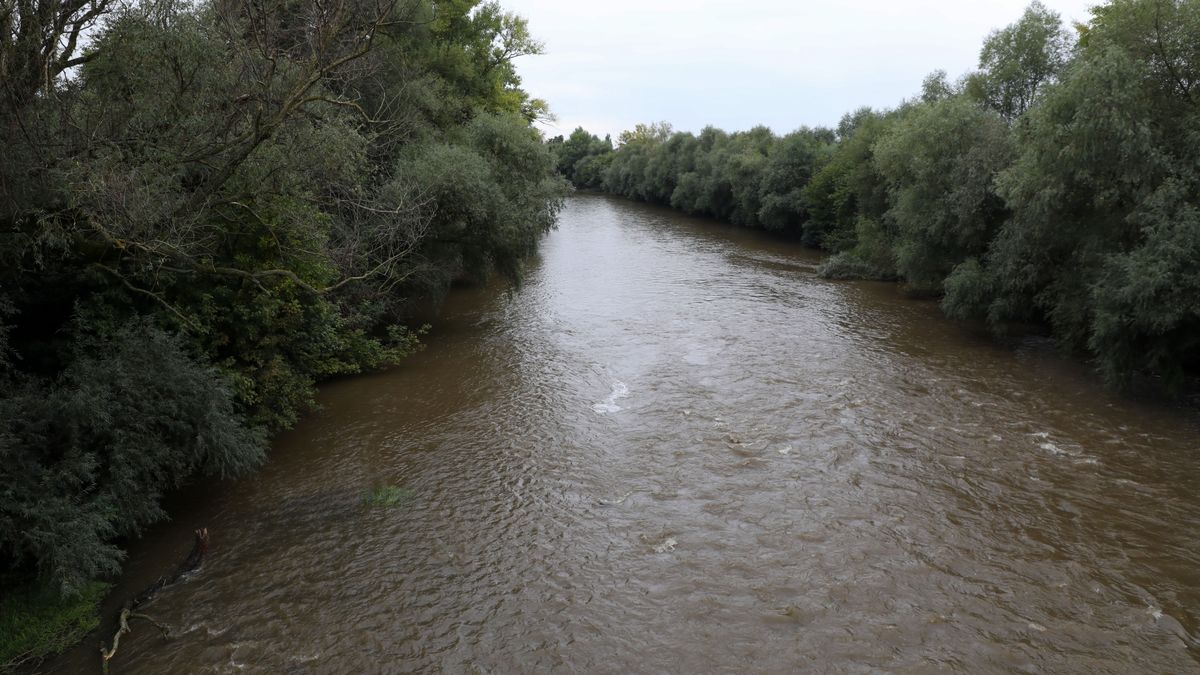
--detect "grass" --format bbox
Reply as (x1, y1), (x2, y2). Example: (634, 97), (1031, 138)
(0, 580), (109, 673)
(362, 485), (415, 508)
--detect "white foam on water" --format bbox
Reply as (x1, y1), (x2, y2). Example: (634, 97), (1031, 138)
(592, 380), (630, 414)
(778, 446), (793, 455)
(653, 537), (677, 553)
(1037, 439), (1099, 465)
(597, 490), (634, 506)
(181, 622), (228, 638)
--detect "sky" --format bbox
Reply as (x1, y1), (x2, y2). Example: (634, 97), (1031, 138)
(500, 0), (1098, 140)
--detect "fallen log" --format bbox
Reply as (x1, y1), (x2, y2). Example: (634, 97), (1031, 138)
(99, 528), (209, 674)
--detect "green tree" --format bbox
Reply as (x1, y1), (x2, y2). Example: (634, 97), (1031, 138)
(757, 128), (834, 235)
(874, 95), (1013, 290)
(804, 109), (898, 274)
(552, 127), (613, 187)
(0, 0), (565, 630)
(965, 1), (1073, 120)
(0, 323), (263, 594)
(946, 0), (1199, 388)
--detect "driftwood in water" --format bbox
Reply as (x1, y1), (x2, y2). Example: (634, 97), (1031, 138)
(99, 528), (209, 674)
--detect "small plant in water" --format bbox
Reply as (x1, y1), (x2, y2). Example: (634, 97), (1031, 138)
(363, 485), (415, 508)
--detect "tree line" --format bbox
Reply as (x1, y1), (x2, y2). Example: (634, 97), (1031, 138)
(0, 0), (566, 660)
(550, 0), (1199, 392)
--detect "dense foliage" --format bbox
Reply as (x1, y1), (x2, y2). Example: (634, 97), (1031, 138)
(554, 0), (1199, 389)
(0, 0), (565, 620)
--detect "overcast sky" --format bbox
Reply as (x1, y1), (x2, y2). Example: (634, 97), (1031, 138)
(501, 0), (1097, 140)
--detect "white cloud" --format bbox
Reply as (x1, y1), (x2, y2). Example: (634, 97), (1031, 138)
(503, 0), (1097, 139)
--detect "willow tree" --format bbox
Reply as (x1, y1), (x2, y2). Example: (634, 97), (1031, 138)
(965, 1), (1073, 120)
(757, 127), (834, 237)
(874, 95), (1013, 291)
(946, 0), (1200, 387)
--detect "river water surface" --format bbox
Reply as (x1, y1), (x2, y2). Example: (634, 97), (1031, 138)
(63, 194), (1200, 673)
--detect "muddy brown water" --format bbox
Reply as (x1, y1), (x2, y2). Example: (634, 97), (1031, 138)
(55, 194), (1200, 673)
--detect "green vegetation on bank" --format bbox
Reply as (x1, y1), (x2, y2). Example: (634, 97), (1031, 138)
(550, 0), (1200, 391)
(0, 581), (109, 671)
(0, 0), (565, 665)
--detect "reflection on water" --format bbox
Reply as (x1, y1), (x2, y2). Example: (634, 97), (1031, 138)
(59, 194), (1200, 673)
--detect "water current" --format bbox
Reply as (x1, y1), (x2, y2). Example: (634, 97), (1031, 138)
(60, 193), (1200, 673)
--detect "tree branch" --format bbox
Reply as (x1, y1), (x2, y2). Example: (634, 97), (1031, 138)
(99, 529), (209, 674)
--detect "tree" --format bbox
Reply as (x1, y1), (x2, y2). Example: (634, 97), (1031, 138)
(757, 127), (833, 235)
(965, 1), (1073, 120)
(803, 108), (898, 269)
(617, 121), (672, 146)
(874, 95), (1013, 290)
(0, 324), (263, 594)
(0, 0), (566, 613)
(948, 46), (1160, 337)
(1089, 177), (1200, 388)
(552, 127), (612, 186)
(946, 0), (1199, 388)
(0, 0), (118, 110)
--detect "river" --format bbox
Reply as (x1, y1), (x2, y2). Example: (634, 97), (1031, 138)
(60, 193), (1200, 673)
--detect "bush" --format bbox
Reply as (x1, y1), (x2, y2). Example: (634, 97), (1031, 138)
(0, 322), (265, 594)
(817, 252), (899, 282)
